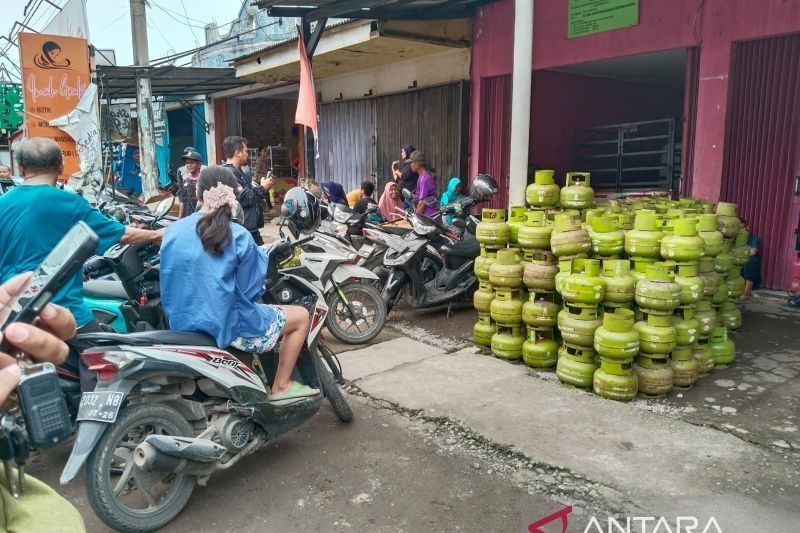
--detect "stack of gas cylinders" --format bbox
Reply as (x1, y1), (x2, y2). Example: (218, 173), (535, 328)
(471, 170), (743, 402)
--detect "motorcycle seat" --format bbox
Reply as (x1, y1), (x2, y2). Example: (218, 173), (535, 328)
(440, 236), (480, 259)
(75, 330), (218, 347)
(84, 279), (128, 300)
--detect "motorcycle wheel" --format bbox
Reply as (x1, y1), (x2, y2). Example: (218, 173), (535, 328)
(86, 403), (196, 533)
(318, 363), (353, 422)
(319, 340), (345, 384)
(326, 281), (387, 345)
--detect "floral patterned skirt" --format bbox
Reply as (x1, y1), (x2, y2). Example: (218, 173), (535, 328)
(230, 304), (287, 353)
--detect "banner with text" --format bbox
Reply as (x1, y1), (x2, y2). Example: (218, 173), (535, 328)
(19, 32), (90, 181)
(568, 0), (639, 39)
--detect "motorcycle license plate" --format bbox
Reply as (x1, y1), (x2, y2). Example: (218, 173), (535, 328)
(357, 244), (374, 258)
(76, 391), (124, 423)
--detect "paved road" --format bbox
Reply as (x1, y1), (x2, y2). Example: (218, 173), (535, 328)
(31, 397), (572, 532)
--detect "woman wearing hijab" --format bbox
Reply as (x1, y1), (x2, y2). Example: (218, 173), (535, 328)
(440, 177), (464, 223)
(394, 145), (418, 196)
(378, 181), (404, 222)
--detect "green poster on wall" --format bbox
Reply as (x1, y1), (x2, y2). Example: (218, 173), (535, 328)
(568, 0), (639, 38)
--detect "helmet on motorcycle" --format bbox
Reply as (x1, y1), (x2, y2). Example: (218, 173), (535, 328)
(470, 174), (499, 202)
(281, 187), (320, 237)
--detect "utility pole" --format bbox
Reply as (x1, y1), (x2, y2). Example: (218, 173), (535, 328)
(130, 0), (159, 201)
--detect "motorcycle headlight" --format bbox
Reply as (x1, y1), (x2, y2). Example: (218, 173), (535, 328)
(412, 216), (437, 236)
(383, 248), (415, 266)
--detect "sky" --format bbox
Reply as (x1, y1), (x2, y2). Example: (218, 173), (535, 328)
(0, 0), (244, 76)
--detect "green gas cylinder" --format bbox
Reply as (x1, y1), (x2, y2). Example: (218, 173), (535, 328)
(523, 251), (558, 293)
(473, 280), (494, 314)
(726, 269), (745, 300)
(715, 202), (741, 238)
(490, 289), (523, 326)
(491, 325), (525, 361)
(714, 244), (734, 274)
(526, 169), (560, 208)
(522, 328), (559, 369)
(590, 216), (624, 257)
(697, 214), (724, 256)
(554, 258), (573, 295)
(625, 210), (663, 258)
(558, 305), (602, 348)
(631, 257), (656, 282)
(709, 326), (735, 368)
(694, 299), (716, 336)
(697, 257), (720, 297)
(561, 258), (605, 306)
(634, 312), (677, 355)
(670, 346), (699, 388)
(633, 354), (674, 397)
(601, 259), (636, 306)
(661, 218), (704, 262)
(593, 358), (638, 402)
(672, 307), (699, 347)
(635, 262), (681, 314)
(474, 247), (498, 281)
(560, 172), (595, 209)
(489, 248), (523, 290)
(550, 215), (591, 257)
(522, 293), (559, 328)
(711, 276), (729, 305)
(473, 313), (496, 347)
(674, 263), (704, 306)
(476, 208), (511, 247)
(717, 300), (742, 331)
(556, 345), (598, 388)
(518, 211), (552, 250)
(507, 206), (527, 244)
(594, 308), (639, 359)
(693, 336), (714, 376)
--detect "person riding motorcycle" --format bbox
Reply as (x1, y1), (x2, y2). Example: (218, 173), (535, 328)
(159, 166), (319, 401)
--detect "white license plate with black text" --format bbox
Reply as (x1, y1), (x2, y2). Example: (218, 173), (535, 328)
(77, 391), (124, 423)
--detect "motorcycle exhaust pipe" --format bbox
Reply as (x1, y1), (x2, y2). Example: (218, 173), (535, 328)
(134, 435), (226, 475)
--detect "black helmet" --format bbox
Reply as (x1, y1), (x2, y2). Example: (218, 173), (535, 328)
(281, 187), (320, 237)
(470, 174), (498, 201)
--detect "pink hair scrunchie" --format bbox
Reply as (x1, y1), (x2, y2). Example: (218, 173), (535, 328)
(203, 183), (237, 212)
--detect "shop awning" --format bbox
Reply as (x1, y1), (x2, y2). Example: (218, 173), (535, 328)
(255, 0), (493, 20)
(96, 65), (250, 100)
(233, 18), (470, 85)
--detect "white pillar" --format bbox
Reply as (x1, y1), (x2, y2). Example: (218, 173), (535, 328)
(204, 99), (217, 165)
(508, 0), (533, 207)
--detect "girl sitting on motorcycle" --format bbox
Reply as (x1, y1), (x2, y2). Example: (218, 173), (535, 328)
(159, 166), (319, 401)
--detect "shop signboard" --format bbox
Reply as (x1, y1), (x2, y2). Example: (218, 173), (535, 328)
(568, 0), (639, 38)
(0, 84), (24, 131)
(19, 33), (90, 181)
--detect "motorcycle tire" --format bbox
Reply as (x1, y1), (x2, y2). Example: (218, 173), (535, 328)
(318, 363), (353, 423)
(319, 340), (345, 384)
(326, 281), (387, 345)
(86, 403), (196, 533)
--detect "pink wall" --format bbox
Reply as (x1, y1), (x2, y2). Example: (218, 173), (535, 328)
(470, 0), (800, 199)
(529, 70), (684, 181)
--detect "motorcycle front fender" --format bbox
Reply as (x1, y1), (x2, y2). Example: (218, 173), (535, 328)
(60, 378), (138, 485)
(331, 264), (379, 284)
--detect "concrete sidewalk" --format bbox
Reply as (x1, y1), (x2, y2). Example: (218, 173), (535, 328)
(339, 338), (800, 531)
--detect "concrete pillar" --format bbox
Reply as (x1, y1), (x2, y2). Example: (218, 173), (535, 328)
(508, 0), (533, 207)
(204, 99), (217, 165)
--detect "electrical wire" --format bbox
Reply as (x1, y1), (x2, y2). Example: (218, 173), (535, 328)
(179, 0), (201, 48)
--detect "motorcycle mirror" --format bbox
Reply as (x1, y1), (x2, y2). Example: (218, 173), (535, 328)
(281, 198), (298, 218)
(423, 196), (437, 206)
(453, 218), (466, 229)
(401, 188), (413, 202)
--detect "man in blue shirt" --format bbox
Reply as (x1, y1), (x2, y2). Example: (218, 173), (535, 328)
(0, 137), (163, 339)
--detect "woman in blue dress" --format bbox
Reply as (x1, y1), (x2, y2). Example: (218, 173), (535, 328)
(160, 166), (319, 401)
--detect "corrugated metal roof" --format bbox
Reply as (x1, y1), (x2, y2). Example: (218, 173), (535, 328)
(232, 19), (356, 65)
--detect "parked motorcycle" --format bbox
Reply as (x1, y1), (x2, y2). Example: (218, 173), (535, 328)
(289, 229), (387, 345)
(380, 174), (498, 314)
(60, 187), (352, 533)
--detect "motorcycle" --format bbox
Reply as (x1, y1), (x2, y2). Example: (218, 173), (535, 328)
(380, 175), (498, 314)
(81, 198), (175, 333)
(60, 188), (352, 533)
(287, 218), (388, 345)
